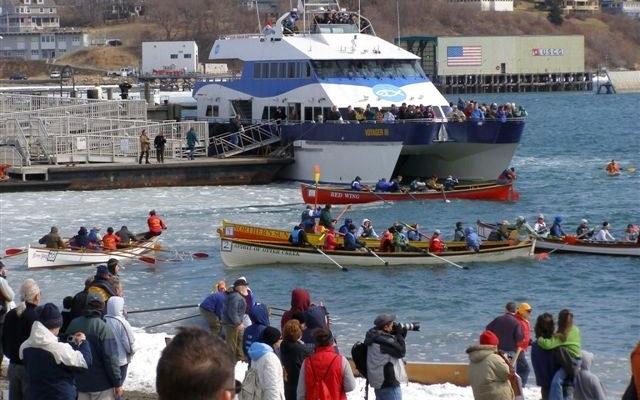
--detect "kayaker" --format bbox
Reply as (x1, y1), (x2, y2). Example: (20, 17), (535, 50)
(146, 210), (167, 239)
(548, 216), (566, 239)
(594, 222), (615, 241)
(318, 204), (334, 230)
(39, 226), (66, 249)
(576, 219), (594, 239)
(101, 227), (121, 250)
(428, 230), (446, 253)
(605, 159), (620, 174)
(288, 224), (309, 247)
(534, 214), (548, 236)
(115, 226), (137, 248)
(323, 228), (339, 251)
(357, 219), (379, 239)
(465, 227), (481, 252)
(454, 222), (466, 241)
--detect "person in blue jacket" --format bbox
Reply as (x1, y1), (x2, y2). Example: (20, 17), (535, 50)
(243, 303), (270, 360)
(549, 216), (566, 238)
(465, 227), (481, 252)
(20, 303), (92, 400)
(70, 227), (90, 250)
(351, 176), (364, 191)
(343, 224), (365, 251)
(375, 178), (391, 192)
(338, 218), (353, 235)
(199, 280), (226, 337)
(288, 224), (308, 247)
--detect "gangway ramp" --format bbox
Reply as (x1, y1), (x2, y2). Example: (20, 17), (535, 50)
(606, 70), (640, 93)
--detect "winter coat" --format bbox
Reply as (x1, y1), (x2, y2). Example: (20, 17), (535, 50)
(65, 309), (121, 392)
(154, 135), (166, 149)
(139, 132), (150, 151)
(319, 208), (333, 229)
(186, 129), (197, 147)
(115, 227), (137, 245)
(70, 290), (88, 321)
(281, 289), (311, 328)
(466, 344), (515, 400)
(574, 350), (607, 400)
(297, 346), (356, 400)
(2, 302), (38, 365)
(199, 290), (226, 319)
(70, 230), (89, 249)
(39, 230), (65, 249)
(364, 327), (408, 389)
(531, 341), (558, 393)
(516, 314), (531, 351)
(281, 339), (312, 400)
(486, 313), (524, 353)
(243, 303), (270, 357)
(301, 305), (329, 352)
(104, 296), (136, 367)
(19, 321), (92, 400)
(247, 342), (286, 400)
(87, 277), (117, 304)
(549, 223), (566, 238)
(343, 231), (363, 250)
(465, 227), (481, 252)
(222, 289), (246, 326)
(536, 326), (581, 358)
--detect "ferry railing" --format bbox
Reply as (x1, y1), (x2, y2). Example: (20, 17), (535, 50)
(211, 120), (280, 158)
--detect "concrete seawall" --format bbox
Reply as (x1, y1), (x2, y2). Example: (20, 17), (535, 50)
(1, 157), (293, 192)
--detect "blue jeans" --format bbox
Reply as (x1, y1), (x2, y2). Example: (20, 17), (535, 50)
(516, 351), (531, 387)
(188, 145), (195, 159)
(374, 385), (402, 400)
(549, 358), (581, 400)
(8, 363), (31, 400)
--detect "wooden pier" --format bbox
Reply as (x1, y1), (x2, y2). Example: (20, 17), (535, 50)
(436, 72), (593, 94)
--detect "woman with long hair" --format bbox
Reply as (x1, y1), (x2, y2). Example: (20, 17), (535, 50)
(531, 313), (557, 400)
(536, 309), (582, 400)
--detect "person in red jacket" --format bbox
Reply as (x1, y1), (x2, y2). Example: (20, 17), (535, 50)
(101, 227), (121, 250)
(296, 328), (355, 400)
(428, 230), (446, 253)
(146, 210), (167, 239)
(379, 227), (394, 252)
(515, 302), (532, 387)
(323, 228), (339, 251)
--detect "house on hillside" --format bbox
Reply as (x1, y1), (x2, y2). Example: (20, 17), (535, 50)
(562, 0), (599, 12)
(0, 0), (60, 32)
(601, 0), (640, 17)
(448, 0), (514, 11)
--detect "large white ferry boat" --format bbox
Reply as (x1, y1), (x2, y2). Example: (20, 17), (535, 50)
(193, 1), (525, 184)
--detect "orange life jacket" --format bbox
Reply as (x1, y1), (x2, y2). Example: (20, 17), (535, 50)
(148, 215), (165, 233)
(429, 237), (444, 253)
(102, 233), (120, 250)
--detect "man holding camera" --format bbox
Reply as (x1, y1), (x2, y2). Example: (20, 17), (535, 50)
(364, 314), (410, 400)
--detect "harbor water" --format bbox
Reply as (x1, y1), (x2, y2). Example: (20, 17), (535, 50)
(0, 92), (638, 398)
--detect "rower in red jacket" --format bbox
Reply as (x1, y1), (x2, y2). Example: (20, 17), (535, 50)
(146, 210), (167, 239)
(428, 230), (446, 253)
(323, 228), (339, 251)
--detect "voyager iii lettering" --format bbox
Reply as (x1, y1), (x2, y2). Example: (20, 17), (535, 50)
(365, 129), (390, 137)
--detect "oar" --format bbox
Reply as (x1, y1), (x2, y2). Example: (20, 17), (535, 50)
(365, 247), (388, 266)
(535, 229), (592, 261)
(407, 244), (468, 270)
(441, 189), (451, 203)
(2, 248), (27, 258)
(71, 246), (158, 265)
(142, 313), (201, 330)
(368, 189), (392, 205)
(399, 221), (431, 241)
(311, 245), (348, 272)
(128, 304), (199, 314)
(334, 204), (351, 222)
(152, 248), (209, 258)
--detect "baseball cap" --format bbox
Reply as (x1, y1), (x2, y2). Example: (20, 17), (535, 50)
(518, 302), (532, 315)
(374, 313), (396, 329)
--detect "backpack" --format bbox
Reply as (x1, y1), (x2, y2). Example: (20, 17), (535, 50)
(239, 367), (262, 400)
(351, 341), (368, 379)
(308, 356), (338, 400)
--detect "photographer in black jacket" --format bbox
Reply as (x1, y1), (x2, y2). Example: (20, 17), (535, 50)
(364, 314), (409, 400)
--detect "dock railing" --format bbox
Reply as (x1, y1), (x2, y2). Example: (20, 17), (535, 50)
(210, 120), (280, 158)
(0, 119), (31, 166)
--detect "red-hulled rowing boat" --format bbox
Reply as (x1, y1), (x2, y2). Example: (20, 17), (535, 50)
(300, 182), (519, 205)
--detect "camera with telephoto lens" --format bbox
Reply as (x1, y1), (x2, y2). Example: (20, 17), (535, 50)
(66, 335), (75, 343)
(393, 322), (420, 332)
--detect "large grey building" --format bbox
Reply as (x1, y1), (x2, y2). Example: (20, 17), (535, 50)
(0, 0), (60, 32)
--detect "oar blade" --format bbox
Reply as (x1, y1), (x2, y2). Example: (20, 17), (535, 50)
(138, 255), (157, 265)
(5, 248), (24, 255)
(535, 252), (549, 261)
(192, 252), (209, 258)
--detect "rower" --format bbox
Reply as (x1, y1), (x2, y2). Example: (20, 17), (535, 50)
(88, 226), (102, 248)
(576, 219), (593, 239)
(548, 216), (566, 239)
(453, 222), (465, 241)
(388, 175), (402, 192)
(497, 167), (516, 184)
(605, 159), (620, 174)
(338, 218), (353, 235)
(443, 176), (459, 191)
(406, 224), (421, 241)
(300, 205), (316, 233)
(70, 227), (90, 250)
(146, 209), (167, 239)
(318, 204), (335, 230)
(101, 227), (121, 250)
(323, 228), (339, 251)
(513, 216), (537, 242)
(351, 176), (365, 191)
(409, 177), (426, 192)
(488, 220), (510, 241)
(374, 178), (391, 192)
(342, 224), (364, 251)
(115, 225), (137, 248)
(393, 225), (408, 251)
(379, 227), (395, 252)
(428, 230), (446, 253)
(465, 227), (481, 252)
(623, 224), (639, 242)
(426, 175), (443, 190)
(288, 224), (308, 247)
(357, 219), (378, 239)
(594, 222), (615, 242)
(533, 214), (548, 236)
(38, 226), (66, 249)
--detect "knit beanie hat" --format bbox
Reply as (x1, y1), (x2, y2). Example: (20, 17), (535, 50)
(96, 265), (109, 279)
(479, 330), (499, 346)
(260, 326), (282, 347)
(37, 303), (63, 329)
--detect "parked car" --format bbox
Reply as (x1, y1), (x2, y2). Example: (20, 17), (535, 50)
(61, 70), (72, 79)
(9, 73), (27, 80)
(50, 71), (61, 79)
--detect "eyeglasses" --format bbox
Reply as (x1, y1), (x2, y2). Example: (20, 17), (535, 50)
(226, 380), (242, 395)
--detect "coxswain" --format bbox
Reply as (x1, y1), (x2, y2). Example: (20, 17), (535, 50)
(351, 176), (367, 191)
(338, 218), (353, 235)
(146, 209), (167, 239)
(357, 219), (379, 239)
(465, 227), (481, 252)
(605, 160), (620, 174)
(38, 226), (66, 249)
(318, 204), (334, 230)
(443, 176), (459, 191)
(288, 224), (308, 247)
(488, 220), (510, 241)
(548, 216), (566, 238)
(576, 219), (593, 238)
(453, 222), (465, 241)
(115, 225), (137, 248)
(342, 224), (364, 251)
(428, 230), (446, 253)
(379, 227), (395, 252)
(594, 222), (615, 241)
(88, 226), (102, 248)
(70, 227), (90, 250)
(101, 227), (121, 250)
(406, 224), (421, 241)
(323, 228), (339, 251)
(300, 205), (316, 233)
(533, 214), (548, 236)
(623, 224), (639, 242)
(497, 167), (516, 184)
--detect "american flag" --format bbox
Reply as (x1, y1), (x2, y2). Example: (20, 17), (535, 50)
(447, 46), (482, 66)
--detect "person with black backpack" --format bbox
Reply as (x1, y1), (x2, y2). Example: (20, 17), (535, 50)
(363, 314), (408, 400)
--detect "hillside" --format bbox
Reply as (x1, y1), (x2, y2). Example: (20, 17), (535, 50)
(28, 0), (640, 76)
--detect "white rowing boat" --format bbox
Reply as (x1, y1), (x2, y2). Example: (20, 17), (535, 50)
(27, 236), (160, 269)
(220, 236), (534, 268)
(476, 220), (640, 257)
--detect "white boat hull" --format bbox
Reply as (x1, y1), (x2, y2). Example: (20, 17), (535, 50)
(27, 237), (159, 269)
(220, 238), (534, 268)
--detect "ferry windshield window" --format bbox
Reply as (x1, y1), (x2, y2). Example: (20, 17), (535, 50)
(311, 60), (426, 80)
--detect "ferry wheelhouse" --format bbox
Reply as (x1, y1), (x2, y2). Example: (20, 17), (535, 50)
(193, 1), (525, 184)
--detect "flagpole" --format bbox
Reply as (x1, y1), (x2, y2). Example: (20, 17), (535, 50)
(256, 0), (262, 32)
(396, 0), (400, 45)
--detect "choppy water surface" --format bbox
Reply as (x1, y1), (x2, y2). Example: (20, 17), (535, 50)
(0, 92), (638, 397)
